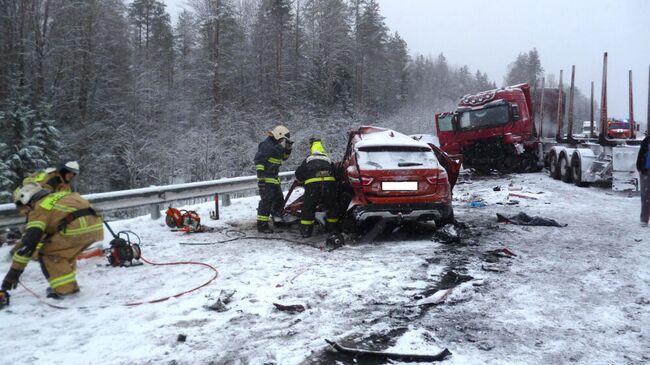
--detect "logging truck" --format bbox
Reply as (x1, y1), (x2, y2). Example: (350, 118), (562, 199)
(435, 53), (644, 191)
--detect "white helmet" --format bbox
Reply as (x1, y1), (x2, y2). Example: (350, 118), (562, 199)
(269, 125), (290, 141)
(59, 160), (80, 174)
(12, 183), (45, 205)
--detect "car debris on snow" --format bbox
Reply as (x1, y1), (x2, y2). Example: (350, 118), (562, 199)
(467, 201), (487, 208)
(273, 302), (306, 313)
(508, 192), (538, 200)
(414, 288), (453, 306)
(483, 248), (517, 258)
(205, 289), (236, 312)
(481, 264), (508, 272)
(325, 339), (452, 362)
(433, 224), (460, 244)
(496, 212), (567, 227)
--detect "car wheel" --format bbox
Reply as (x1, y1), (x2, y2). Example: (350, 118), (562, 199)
(549, 152), (560, 180)
(560, 155), (572, 183)
(436, 210), (455, 228)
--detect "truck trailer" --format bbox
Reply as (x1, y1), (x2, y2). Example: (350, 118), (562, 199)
(435, 53), (644, 191)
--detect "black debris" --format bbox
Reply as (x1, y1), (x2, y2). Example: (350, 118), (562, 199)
(496, 212), (567, 227)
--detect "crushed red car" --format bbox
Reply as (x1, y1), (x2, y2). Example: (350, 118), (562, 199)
(283, 126), (459, 231)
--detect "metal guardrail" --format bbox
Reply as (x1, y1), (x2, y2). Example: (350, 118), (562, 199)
(0, 172), (295, 229)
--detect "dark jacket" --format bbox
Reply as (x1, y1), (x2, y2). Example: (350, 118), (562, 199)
(254, 136), (290, 184)
(295, 153), (335, 183)
(637, 136), (650, 172)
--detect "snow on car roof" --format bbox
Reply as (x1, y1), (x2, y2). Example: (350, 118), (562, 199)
(355, 129), (432, 150)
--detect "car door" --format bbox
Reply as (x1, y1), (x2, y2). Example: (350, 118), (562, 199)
(429, 143), (460, 189)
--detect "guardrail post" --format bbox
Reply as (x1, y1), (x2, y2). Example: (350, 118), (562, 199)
(210, 194), (220, 220)
(150, 204), (161, 220)
(222, 194), (231, 207)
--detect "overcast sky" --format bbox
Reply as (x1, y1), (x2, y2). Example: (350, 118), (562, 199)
(162, 0), (649, 123)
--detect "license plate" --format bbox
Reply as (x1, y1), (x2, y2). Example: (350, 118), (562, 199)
(382, 181), (418, 191)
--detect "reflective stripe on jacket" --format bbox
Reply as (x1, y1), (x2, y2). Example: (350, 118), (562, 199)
(254, 136), (289, 180)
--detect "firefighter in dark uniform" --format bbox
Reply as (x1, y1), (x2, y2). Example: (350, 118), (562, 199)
(1, 183), (103, 301)
(23, 160), (80, 193)
(295, 138), (339, 238)
(254, 125), (293, 233)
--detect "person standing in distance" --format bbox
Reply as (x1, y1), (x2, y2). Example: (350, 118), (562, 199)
(636, 131), (650, 227)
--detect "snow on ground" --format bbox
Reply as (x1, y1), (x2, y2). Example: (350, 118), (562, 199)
(1, 172), (649, 365)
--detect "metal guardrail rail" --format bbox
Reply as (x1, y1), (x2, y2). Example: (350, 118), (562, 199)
(0, 172), (295, 229)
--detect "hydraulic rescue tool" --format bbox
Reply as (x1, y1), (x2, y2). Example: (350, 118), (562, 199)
(165, 207), (203, 232)
(103, 221), (142, 267)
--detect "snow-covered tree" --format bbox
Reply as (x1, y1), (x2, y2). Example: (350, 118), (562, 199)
(0, 84), (60, 201)
(505, 48), (544, 87)
(303, 0), (354, 109)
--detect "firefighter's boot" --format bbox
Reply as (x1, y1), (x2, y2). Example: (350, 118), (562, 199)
(46, 287), (79, 300)
(257, 221), (274, 234)
(300, 224), (313, 238)
(0, 290), (9, 309)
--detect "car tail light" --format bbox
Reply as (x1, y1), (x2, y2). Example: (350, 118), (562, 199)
(426, 170), (448, 185)
(349, 176), (374, 187)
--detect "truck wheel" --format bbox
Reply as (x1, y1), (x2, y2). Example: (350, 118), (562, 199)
(560, 155), (572, 183)
(571, 154), (589, 187)
(549, 152), (561, 180)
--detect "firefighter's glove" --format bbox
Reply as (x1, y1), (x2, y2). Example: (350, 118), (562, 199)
(284, 139), (293, 155)
(15, 244), (35, 259)
(1, 268), (23, 291)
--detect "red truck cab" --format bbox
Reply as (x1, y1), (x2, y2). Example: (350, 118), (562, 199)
(606, 118), (632, 139)
(435, 83), (539, 172)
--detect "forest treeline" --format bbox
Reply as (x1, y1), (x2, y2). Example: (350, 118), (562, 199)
(1, 0), (573, 201)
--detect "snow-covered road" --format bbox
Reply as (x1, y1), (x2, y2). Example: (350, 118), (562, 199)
(1, 172), (648, 365)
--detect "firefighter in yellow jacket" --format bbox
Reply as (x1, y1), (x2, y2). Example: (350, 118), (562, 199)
(23, 160), (80, 193)
(1, 183), (104, 300)
(11, 161), (81, 259)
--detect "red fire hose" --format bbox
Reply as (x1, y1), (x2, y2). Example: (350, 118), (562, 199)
(17, 255), (219, 309)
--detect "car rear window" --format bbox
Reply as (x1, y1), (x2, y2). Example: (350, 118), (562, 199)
(356, 146), (438, 170)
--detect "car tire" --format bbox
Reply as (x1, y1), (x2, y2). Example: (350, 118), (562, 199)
(436, 210), (455, 228)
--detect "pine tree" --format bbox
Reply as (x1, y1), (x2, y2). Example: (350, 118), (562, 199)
(381, 32), (409, 112)
(253, 0), (294, 108)
(505, 48), (544, 87)
(303, 0), (354, 108)
(192, 0), (242, 114)
(356, 0), (387, 112)
(0, 83), (60, 198)
(0, 141), (16, 203)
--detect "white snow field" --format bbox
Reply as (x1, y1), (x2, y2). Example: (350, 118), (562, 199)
(1, 172), (648, 365)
